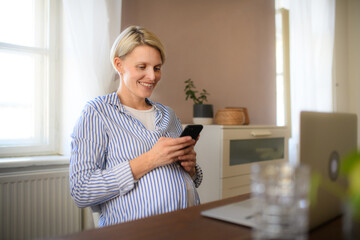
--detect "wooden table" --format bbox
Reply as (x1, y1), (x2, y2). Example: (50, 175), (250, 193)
(54, 194), (343, 240)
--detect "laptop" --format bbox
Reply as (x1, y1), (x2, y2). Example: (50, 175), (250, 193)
(201, 198), (256, 227)
(201, 111), (358, 230)
(300, 111), (357, 229)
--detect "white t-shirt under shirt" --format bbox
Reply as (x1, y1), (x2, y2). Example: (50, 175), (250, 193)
(123, 105), (156, 130)
(123, 104), (195, 207)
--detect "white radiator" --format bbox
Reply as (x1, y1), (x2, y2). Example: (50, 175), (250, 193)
(0, 168), (81, 240)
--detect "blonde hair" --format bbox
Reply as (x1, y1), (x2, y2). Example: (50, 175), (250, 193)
(110, 26), (165, 71)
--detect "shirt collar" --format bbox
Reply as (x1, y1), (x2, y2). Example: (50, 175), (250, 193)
(104, 92), (159, 113)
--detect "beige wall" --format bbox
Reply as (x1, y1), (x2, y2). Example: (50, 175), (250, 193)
(122, 0), (276, 124)
(334, 0), (360, 147)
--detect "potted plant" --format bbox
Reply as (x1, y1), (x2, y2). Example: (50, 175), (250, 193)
(184, 78), (213, 124)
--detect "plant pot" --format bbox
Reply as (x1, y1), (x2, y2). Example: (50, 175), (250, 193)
(193, 104), (214, 125)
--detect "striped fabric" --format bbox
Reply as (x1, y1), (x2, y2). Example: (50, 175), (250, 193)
(69, 92), (201, 226)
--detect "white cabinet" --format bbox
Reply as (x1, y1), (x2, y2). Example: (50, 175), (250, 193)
(194, 125), (289, 204)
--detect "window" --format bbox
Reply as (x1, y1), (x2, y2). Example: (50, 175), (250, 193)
(275, 0), (290, 127)
(0, 0), (59, 157)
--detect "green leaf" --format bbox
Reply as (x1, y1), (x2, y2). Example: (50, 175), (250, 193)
(349, 192), (360, 221)
(309, 172), (322, 207)
(184, 78), (210, 104)
(341, 150), (360, 175)
(349, 162), (360, 197)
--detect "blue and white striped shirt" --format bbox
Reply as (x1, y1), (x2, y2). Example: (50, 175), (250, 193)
(70, 92), (201, 226)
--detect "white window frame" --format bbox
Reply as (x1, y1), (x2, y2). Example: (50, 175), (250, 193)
(0, 0), (59, 158)
(275, 0), (291, 129)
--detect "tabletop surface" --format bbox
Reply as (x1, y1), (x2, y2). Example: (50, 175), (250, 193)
(54, 194), (343, 240)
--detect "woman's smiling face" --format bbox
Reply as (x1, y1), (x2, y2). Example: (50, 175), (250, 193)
(115, 45), (162, 103)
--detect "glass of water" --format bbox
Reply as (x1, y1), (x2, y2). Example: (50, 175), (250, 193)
(251, 162), (310, 240)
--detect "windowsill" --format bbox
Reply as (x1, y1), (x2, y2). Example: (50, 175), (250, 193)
(0, 155), (70, 169)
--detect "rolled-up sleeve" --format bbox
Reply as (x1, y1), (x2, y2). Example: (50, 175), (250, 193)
(192, 163), (203, 188)
(69, 106), (135, 208)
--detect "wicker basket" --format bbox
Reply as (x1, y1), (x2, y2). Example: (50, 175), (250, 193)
(215, 107), (250, 125)
(225, 107), (250, 124)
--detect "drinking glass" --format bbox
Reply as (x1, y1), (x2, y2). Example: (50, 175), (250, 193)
(251, 162), (310, 240)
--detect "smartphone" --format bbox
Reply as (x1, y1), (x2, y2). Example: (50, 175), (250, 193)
(180, 124), (203, 140)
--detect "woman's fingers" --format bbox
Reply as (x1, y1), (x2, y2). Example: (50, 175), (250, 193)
(149, 136), (195, 168)
(159, 136), (194, 149)
(179, 159), (196, 168)
(179, 159), (196, 175)
(178, 147), (197, 173)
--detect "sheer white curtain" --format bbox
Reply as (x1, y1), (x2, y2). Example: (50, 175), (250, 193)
(288, 0), (335, 164)
(61, 0), (122, 229)
(60, 0), (121, 155)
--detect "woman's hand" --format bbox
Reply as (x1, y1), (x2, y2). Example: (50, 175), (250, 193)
(148, 136), (195, 168)
(178, 135), (199, 176)
(178, 145), (197, 177)
(129, 136), (195, 180)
